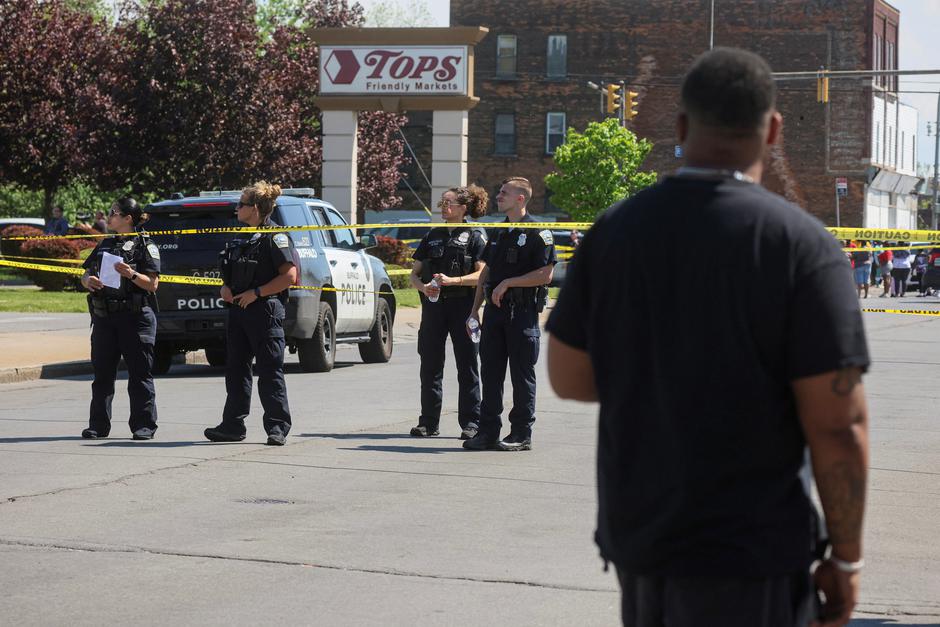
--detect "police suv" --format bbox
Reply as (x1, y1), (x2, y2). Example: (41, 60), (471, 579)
(145, 189), (395, 375)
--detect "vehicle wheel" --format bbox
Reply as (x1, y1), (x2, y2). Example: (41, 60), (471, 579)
(153, 342), (173, 375)
(205, 346), (227, 367)
(298, 302), (335, 372)
(359, 297), (393, 363)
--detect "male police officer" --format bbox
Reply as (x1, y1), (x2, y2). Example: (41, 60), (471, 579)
(464, 177), (555, 451)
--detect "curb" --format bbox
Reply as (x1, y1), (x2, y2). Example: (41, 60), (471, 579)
(0, 353), (207, 385)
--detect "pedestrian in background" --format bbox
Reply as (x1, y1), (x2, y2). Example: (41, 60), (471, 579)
(44, 205), (69, 236)
(547, 48), (869, 626)
(205, 182), (297, 446)
(913, 247), (929, 296)
(463, 177), (556, 452)
(80, 197), (161, 440)
(877, 245), (893, 297)
(93, 210), (108, 233)
(891, 243), (911, 297)
(408, 185), (488, 439)
(851, 241), (872, 298)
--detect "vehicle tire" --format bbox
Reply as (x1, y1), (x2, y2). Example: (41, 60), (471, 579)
(359, 297), (393, 363)
(298, 302), (335, 372)
(153, 342), (173, 376)
(205, 346), (227, 367)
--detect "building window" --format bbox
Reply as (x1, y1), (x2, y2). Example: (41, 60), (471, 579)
(494, 113), (516, 155)
(546, 35), (567, 78)
(496, 35), (517, 78)
(546, 112), (566, 154)
(874, 32), (884, 87)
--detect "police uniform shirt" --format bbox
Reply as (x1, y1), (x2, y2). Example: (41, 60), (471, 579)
(239, 223), (296, 292)
(83, 234), (161, 298)
(482, 213), (557, 288)
(546, 176), (870, 578)
(412, 223), (487, 282)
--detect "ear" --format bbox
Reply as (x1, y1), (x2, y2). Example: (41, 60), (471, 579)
(677, 112), (689, 143)
(765, 110), (782, 146)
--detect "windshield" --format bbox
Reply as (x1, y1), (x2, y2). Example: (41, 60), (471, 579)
(146, 208), (240, 272)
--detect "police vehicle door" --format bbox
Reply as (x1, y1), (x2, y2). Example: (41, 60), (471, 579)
(311, 206), (374, 333)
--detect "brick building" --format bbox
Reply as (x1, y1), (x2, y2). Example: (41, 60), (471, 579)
(448, 0), (919, 227)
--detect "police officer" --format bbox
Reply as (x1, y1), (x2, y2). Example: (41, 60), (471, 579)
(80, 197), (161, 440)
(464, 177), (556, 451)
(409, 185), (489, 439)
(205, 181), (298, 446)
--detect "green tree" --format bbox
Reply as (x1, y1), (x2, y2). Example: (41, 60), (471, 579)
(544, 118), (657, 222)
(364, 0), (433, 27)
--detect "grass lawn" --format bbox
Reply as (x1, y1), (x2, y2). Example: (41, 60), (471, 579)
(0, 288), (88, 313)
(392, 288), (420, 308)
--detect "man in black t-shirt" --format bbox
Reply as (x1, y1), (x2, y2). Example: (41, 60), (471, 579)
(547, 48), (870, 626)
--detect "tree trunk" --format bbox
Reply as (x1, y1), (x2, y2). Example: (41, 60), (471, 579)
(43, 187), (56, 220)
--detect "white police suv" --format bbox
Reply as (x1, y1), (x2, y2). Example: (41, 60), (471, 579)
(145, 189), (395, 374)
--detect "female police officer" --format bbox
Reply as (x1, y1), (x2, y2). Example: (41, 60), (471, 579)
(204, 181), (298, 446)
(408, 184), (488, 439)
(80, 196), (160, 440)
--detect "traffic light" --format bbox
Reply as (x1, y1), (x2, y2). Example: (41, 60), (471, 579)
(606, 83), (621, 114)
(816, 73), (830, 103)
(624, 91), (639, 120)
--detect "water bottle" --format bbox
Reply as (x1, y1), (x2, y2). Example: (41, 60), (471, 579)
(467, 316), (481, 343)
(427, 278), (440, 303)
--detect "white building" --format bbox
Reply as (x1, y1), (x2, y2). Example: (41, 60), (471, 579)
(866, 93), (921, 229)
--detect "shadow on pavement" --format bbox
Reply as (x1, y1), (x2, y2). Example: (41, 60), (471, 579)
(338, 444), (463, 455)
(850, 621), (940, 626)
(297, 432), (413, 440)
(85, 440), (222, 448)
(0, 436), (86, 444)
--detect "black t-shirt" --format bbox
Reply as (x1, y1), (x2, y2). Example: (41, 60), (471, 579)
(482, 213), (557, 289)
(83, 233), (161, 300)
(546, 176), (870, 577)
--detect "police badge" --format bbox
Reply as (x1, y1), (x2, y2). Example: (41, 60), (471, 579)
(517, 233), (527, 246)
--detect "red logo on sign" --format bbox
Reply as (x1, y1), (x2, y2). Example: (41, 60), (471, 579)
(324, 50), (361, 84)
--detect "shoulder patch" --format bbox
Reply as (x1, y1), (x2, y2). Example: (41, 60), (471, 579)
(477, 229), (488, 244)
(273, 233), (289, 249)
(146, 243), (160, 259)
(539, 229), (554, 245)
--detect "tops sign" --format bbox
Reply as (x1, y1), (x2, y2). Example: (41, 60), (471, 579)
(319, 46), (468, 96)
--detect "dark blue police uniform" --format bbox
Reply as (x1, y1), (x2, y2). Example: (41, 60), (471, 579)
(82, 233), (161, 438)
(209, 223), (295, 442)
(412, 222), (487, 436)
(474, 214), (555, 448)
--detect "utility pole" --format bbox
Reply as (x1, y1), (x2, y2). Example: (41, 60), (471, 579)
(933, 94), (940, 230)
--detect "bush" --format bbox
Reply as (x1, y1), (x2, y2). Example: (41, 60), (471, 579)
(67, 224), (104, 252)
(19, 237), (86, 291)
(371, 235), (413, 267)
(384, 264), (412, 290)
(1, 225), (43, 258)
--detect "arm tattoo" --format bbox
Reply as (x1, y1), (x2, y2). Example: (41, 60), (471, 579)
(816, 461), (866, 546)
(831, 368), (861, 397)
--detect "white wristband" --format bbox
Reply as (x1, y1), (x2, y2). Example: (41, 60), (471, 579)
(829, 556), (864, 573)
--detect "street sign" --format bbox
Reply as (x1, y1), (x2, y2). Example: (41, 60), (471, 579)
(836, 177), (848, 197)
(674, 145), (683, 159)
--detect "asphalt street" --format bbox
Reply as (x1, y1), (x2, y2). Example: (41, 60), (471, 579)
(0, 303), (939, 625)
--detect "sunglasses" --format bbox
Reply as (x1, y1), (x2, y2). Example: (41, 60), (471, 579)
(236, 201), (255, 209)
(108, 209), (126, 217)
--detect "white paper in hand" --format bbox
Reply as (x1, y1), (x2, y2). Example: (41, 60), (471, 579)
(99, 252), (123, 289)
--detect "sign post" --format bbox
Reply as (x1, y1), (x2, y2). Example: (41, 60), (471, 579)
(835, 177), (848, 227)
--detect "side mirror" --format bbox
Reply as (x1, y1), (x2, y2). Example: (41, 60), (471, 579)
(358, 233), (377, 249)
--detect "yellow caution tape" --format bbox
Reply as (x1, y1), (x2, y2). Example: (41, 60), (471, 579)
(828, 227), (940, 242)
(0, 254), (85, 264)
(0, 259), (395, 295)
(1, 221), (595, 241)
(860, 308), (940, 316)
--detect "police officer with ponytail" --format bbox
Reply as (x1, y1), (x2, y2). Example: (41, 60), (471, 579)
(204, 182), (297, 446)
(408, 185), (489, 439)
(80, 196), (160, 440)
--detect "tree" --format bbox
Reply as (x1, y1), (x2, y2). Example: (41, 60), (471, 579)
(544, 118), (657, 222)
(0, 0), (128, 217)
(364, 0), (434, 27)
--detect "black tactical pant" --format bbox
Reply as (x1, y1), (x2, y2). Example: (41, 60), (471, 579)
(417, 294), (481, 431)
(221, 298), (291, 436)
(478, 302), (540, 439)
(89, 308), (158, 435)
